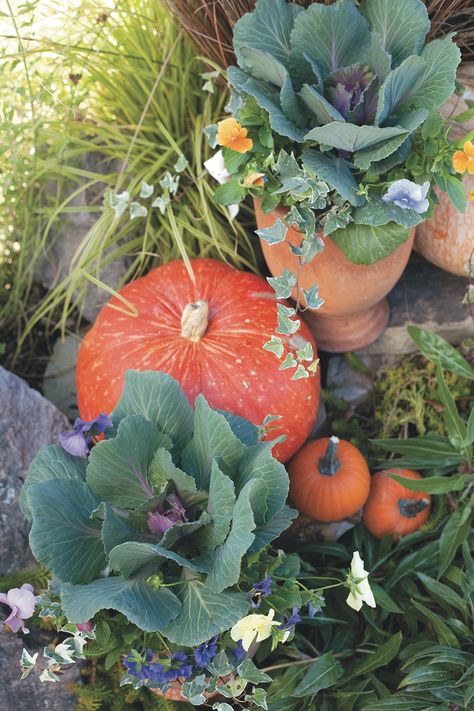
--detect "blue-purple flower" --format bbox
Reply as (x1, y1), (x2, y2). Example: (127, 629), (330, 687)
(279, 607), (301, 631)
(232, 639), (247, 664)
(123, 648), (154, 681)
(150, 651), (193, 683)
(382, 179), (430, 214)
(250, 576), (273, 609)
(59, 413), (113, 457)
(0, 583), (36, 634)
(193, 636), (218, 668)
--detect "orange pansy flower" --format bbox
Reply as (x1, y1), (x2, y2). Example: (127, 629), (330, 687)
(244, 171), (266, 187)
(452, 140), (474, 175)
(216, 118), (253, 154)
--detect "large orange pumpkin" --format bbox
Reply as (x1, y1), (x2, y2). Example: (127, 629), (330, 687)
(363, 469), (431, 539)
(288, 436), (371, 522)
(76, 258), (320, 462)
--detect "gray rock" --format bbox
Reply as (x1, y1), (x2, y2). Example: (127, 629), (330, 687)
(34, 152), (129, 323)
(43, 334), (82, 419)
(358, 255), (474, 355)
(0, 367), (69, 574)
(326, 356), (373, 407)
(0, 633), (79, 711)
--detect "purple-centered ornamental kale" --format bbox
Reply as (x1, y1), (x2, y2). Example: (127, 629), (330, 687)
(327, 64), (375, 120)
(250, 576), (273, 609)
(59, 413), (113, 457)
(279, 607), (301, 630)
(148, 491), (187, 538)
(193, 636), (218, 668)
(0, 583), (36, 634)
(382, 179), (430, 214)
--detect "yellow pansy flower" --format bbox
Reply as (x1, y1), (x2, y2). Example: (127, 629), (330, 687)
(216, 118), (253, 154)
(452, 141), (474, 175)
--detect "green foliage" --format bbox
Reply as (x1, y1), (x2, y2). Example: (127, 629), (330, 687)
(221, 0), (462, 265)
(1, 0), (259, 353)
(23, 370), (296, 645)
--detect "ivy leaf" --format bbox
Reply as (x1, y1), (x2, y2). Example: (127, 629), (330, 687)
(302, 284), (324, 310)
(296, 341), (313, 361)
(86, 415), (171, 509)
(27, 479), (107, 584)
(204, 124), (218, 149)
(159, 172), (180, 195)
(303, 149), (364, 207)
(162, 575), (249, 646)
(279, 353), (298, 369)
(263, 336), (285, 358)
(276, 309), (300, 335)
(293, 652), (343, 697)
(256, 218), (288, 245)
(107, 190), (130, 219)
(292, 365), (309, 380)
(151, 194), (171, 215)
(139, 181), (154, 199)
(238, 659), (272, 684)
(245, 688), (268, 709)
(20, 649), (38, 679)
(61, 577), (181, 633)
(267, 270), (296, 298)
(130, 202), (148, 219)
(174, 154), (189, 172)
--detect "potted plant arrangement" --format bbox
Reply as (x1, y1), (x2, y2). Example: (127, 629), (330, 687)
(205, 0), (464, 351)
(16, 369), (374, 704)
(415, 73), (474, 277)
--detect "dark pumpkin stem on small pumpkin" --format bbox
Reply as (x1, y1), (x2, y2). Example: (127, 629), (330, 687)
(398, 498), (430, 519)
(180, 300), (209, 342)
(318, 436), (341, 476)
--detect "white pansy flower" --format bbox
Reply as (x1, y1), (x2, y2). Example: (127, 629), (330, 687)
(203, 150), (240, 220)
(346, 551), (376, 612)
(230, 608), (280, 651)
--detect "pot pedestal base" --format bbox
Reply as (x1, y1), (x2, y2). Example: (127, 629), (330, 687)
(303, 299), (389, 353)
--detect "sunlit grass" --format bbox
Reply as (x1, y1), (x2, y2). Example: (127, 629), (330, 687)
(0, 0), (259, 350)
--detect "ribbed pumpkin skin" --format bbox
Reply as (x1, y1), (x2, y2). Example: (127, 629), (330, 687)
(76, 258), (320, 462)
(363, 469), (431, 539)
(288, 438), (370, 522)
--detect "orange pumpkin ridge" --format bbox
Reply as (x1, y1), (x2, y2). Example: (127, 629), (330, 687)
(363, 469), (432, 540)
(288, 436), (371, 523)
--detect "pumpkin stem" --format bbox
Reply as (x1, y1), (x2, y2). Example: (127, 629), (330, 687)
(180, 300), (209, 342)
(318, 436), (341, 476)
(398, 498), (430, 519)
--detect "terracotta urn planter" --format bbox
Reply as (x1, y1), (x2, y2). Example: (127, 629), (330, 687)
(415, 69), (474, 278)
(254, 200), (415, 352)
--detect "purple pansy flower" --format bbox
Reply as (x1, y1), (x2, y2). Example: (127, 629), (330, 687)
(279, 607), (301, 631)
(382, 179), (430, 214)
(193, 636), (218, 668)
(250, 576), (273, 609)
(59, 413), (113, 457)
(0, 583), (36, 634)
(149, 651), (193, 683)
(148, 491), (187, 538)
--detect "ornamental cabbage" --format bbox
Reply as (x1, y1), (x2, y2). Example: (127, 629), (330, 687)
(21, 371), (296, 646)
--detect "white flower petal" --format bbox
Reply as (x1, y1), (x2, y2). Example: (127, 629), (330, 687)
(204, 150), (231, 184)
(346, 590), (363, 611)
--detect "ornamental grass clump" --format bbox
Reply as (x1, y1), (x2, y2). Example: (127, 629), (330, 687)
(207, 0), (465, 265)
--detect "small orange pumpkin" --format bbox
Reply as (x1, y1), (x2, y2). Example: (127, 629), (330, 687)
(288, 436), (371, 522)
(363, 469), (431, 539)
